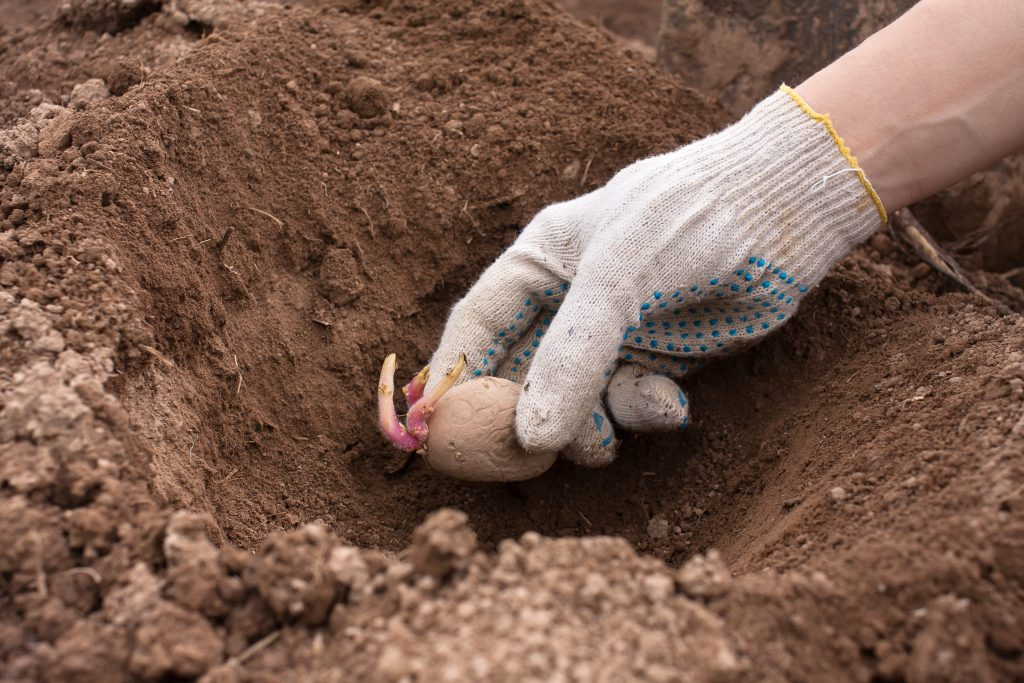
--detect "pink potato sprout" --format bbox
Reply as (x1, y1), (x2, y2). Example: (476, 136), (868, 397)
(377, 352), (467, 452)
(377, 354), (558, 482)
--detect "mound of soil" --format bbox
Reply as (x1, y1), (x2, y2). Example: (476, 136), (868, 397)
(1, 1), (1022, 681)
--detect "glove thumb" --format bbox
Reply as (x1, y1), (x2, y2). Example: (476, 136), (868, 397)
(606, 363), (691, 432)
(515, 275), (628, 452)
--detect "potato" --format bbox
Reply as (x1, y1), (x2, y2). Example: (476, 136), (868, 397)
(423, 377), (557, 482)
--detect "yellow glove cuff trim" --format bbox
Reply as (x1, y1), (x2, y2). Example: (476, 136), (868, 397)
(780, 84), (887, 224)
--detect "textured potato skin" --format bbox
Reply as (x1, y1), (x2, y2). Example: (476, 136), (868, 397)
(424, 378), (557, 481)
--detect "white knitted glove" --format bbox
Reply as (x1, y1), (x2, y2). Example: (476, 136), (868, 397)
(427, 86), (886, 466)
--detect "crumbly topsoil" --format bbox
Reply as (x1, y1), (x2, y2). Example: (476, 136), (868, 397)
(1, 1), (1022, 681)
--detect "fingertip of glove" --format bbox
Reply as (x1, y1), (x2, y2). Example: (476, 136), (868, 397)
(514, 397), (575, 453)
(562, 440), (617, 468)
(606, 370), (691, 433)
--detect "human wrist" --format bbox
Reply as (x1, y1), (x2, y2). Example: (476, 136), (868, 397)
(775, 85), (887, 225)
(725, 87), (885, 270)
(796, 0), (1024, 213)
(796, 65), (910, 213)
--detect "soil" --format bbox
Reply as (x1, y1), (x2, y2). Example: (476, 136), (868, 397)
(1, 1), (1023, 682)
(560, 0), (664, 54)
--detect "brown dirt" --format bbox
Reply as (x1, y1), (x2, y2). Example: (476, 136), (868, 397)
(1, 1), (1023, 681)
(560, 0), (664, 52)
(1, 0), (61, 32)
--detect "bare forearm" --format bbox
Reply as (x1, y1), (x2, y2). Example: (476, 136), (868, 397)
(797, 0), (1024, 213)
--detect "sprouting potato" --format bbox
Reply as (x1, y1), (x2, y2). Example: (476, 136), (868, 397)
(377, 355), (556, 481)
(423, 377), (556, 482)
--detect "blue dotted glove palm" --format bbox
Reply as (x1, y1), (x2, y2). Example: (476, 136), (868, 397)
(427, 87), (885, 466)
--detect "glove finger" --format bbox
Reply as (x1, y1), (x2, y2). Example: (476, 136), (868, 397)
(490, 316), (547, 381)
(492, 323), (619, 467)
(516, 272), (628, 452)
(425, 246), (562, 393)
(562, 401), (618, 468)
(606, 363), (691, 433)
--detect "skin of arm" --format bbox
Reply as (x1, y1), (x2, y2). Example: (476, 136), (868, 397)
(797, 0), (1024, 214)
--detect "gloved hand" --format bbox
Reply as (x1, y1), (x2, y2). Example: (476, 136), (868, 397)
(426, 86), (886, 466)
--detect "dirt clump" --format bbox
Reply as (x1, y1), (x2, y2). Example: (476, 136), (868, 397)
(1, 0), (1023, 681)
(67, 78), (111, 110)
(346, 76), (391, 119)
(317, 247), (364, 305)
